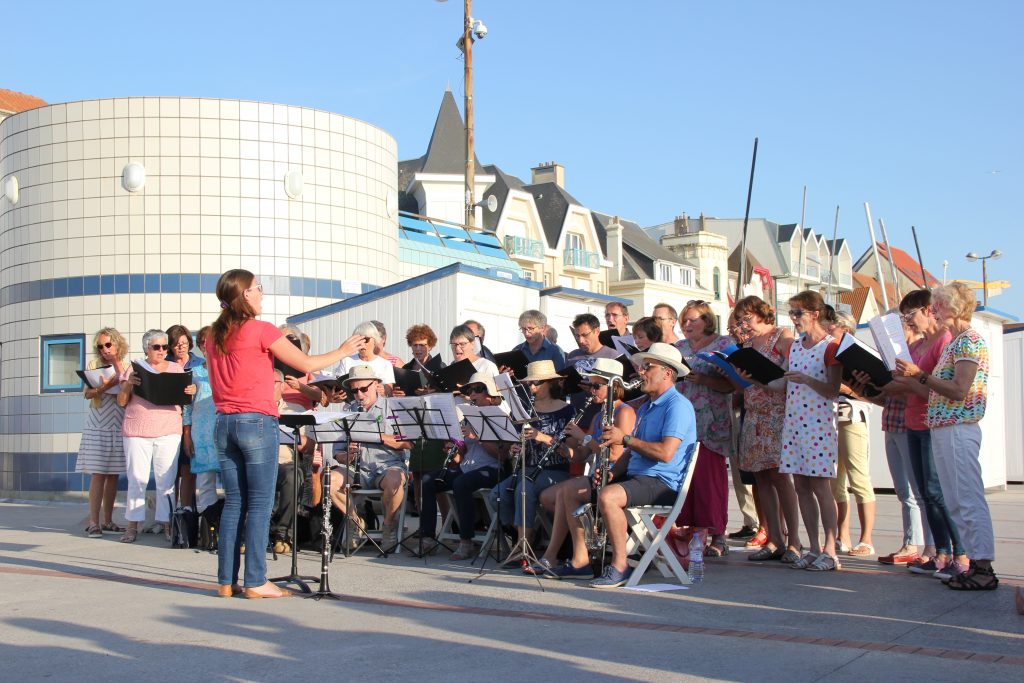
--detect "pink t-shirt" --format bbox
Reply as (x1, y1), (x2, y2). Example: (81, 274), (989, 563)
(280, 373), (315, 411)
(904, 329), (953, 430)
(121, 362), (185, 438)
(206, 320), (284, 417)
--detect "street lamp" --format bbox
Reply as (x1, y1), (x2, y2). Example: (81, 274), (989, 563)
(438, 0), (487, 228)
(965, 249), (1001, 306)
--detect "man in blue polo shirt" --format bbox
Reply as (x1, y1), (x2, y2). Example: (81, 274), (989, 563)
(593, 342), (697, 588)
(513, 309), (566, 370)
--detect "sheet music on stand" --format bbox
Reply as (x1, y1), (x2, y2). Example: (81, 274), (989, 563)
(388, 393), (464, 443)
(310, 411), (386, 444)
(460, 404), (520, 442)
(493, 373), (533, 424)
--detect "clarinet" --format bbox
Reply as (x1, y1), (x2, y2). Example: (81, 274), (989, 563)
(524, 396), (595, 482)
(434, 440), (461, 485)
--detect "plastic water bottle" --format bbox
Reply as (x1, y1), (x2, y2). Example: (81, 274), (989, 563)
(688, 533), (704, 584)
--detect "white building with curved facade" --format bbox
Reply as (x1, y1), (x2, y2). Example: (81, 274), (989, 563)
(0, 96), (399, 496)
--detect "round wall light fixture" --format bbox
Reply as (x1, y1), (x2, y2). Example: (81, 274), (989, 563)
(284, 170), (304, 199)
(3, 176), (19, 205)
(122, 163), (146, 192)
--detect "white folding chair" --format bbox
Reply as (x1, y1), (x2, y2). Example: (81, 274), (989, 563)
(437, 488), (497, 552)
(347, 472), (411, 555)
(624, 441), (700, 588)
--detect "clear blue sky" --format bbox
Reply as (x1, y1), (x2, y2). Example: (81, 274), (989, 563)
(8, 1), (1022, 316)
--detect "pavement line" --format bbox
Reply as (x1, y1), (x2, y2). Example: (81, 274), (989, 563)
(1, 564), (1021, 667)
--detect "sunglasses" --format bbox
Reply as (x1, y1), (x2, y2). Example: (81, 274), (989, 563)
(639, 362), (665, 372)
(463, 384), (487, 394)
(350, 384), (376, 394)
(788, 309), (805, 319)
(524, 380), (550, 387)
(96, 342), (114, 350)
(687, 299), (707, 306)
(150, 344), (169, 351)
(579, 381), (606, 391)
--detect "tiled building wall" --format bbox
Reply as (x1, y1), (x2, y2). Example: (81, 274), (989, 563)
(0, 97), (398, 494)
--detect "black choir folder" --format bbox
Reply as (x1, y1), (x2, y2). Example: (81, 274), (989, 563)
(712, 346), (785, 385)
(428, 358), (476, 392)
(492, 349), (529, 379)
(393, 367), (429, 396)
(131, 362), (193, 406)
(834, 334), (893, 389)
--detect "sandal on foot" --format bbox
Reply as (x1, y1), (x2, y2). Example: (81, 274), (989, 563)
(848, 543), (875, 556)
(86, 524), (102, 538)
(806, 554), (840, 572)
(748, 546), (783, 561)
(789, 552), (819, 569)
(704, 542), (729, 557)
(780, 549), (802, 564)
(119, 528), (138, 543)
(101, 521), (124, 533)
(947, 565), (998, 591)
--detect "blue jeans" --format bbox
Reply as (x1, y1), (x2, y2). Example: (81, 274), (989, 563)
(215, 412), (279, 587)
(490, 468), (570, 527)
(883, 431), (930, 547)
(905, 428), (962, 556)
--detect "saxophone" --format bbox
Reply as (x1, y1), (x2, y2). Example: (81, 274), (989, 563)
(574, 376), (643, 551)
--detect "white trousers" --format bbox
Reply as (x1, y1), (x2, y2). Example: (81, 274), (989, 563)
(196, 471), (220, 512)
(930, 423), (995, 560)
(123, 434), (181, 523)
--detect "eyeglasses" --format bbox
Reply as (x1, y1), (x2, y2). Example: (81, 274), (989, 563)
(687, 299), (707, 306)
(246, 283), (263, 293)
(519, 326), (540, 334)
(350, 384), (376, 394)
(174, 340), (190, 348)
(900, 308), (922, 323)
(95, 342), (114, 350)
(450, 340), (472, 349)
(575, 327), (597, 338)
(788, 309), (805, 319)
(653, 316), (675, 323)
(524, 379), (551, 387)
(150, 344), (169, 351)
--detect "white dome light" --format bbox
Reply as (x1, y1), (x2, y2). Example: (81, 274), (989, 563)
(3, 176), (18, 205)
(284, 170), (304, 199)
(122, 163), (146, 192)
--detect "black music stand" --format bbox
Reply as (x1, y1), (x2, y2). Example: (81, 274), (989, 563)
(460, 406), (521, 580)
(386, 396), (464, 558)
(270, 412), (318, 594)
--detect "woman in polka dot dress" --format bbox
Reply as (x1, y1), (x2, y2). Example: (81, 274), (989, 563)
(778, 291), (843, 572)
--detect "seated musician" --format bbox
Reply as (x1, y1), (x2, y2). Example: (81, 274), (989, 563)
(417, 372), (506, 560)
(326, 365), (413, 550)
(489, 360), (574, 549)
(591, 342), (697, 588)
(271, 370), (319, 554)
(531, 358), (637, 578)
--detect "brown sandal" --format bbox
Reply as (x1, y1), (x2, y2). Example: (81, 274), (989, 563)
(119, 528), (138, 543)
(947, 565), (998, 591)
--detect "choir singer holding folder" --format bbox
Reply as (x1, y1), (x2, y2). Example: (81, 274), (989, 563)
(205, 269), (367, 599)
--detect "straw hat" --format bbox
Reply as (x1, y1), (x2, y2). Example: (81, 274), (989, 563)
(343, 364), (382, 387)
(462, 371), (501, 398)
(630, 342), (690, 377)
(522, 360), (562, 382)
(580, 357), (623, 381)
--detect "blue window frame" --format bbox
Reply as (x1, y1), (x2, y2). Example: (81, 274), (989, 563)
(41, 334), (86, 394)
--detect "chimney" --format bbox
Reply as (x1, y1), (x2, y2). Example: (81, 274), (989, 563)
(531, 161), (565, 188)
(673, 212), (690, 236)
(606, 215), (624, 282)
(699, 211), (706, 232)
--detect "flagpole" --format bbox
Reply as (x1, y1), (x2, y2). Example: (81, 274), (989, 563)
(736, 137), (759, 302)
(864, 202), (889, 310)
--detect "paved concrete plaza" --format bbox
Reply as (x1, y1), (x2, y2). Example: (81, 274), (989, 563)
(1, 487), (1021, 682)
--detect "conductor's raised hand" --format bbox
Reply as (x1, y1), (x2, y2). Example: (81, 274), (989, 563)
(338, 334), (368, 357)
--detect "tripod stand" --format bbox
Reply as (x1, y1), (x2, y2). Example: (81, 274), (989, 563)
(270, 413), (318, 594)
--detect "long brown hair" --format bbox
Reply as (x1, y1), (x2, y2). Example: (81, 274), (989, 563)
(211, 269), (258, 354)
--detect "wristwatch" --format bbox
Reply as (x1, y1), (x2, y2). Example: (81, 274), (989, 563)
(917, 373), (928, 385)
(581, 435), (593, 447)
(622, 435), (633, 447)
